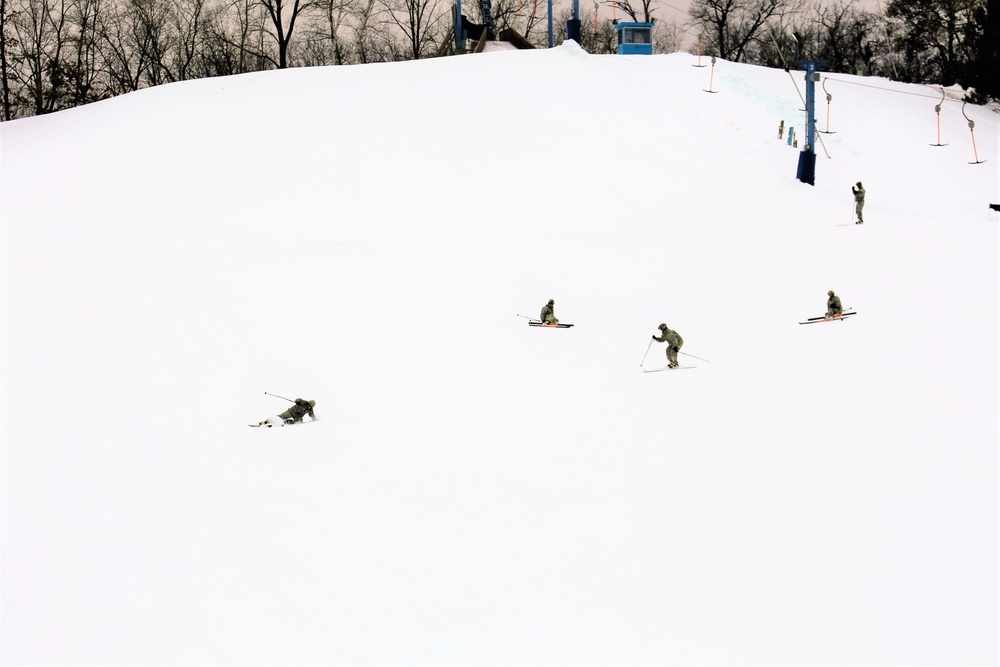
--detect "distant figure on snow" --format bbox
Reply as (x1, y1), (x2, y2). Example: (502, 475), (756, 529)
(540, 299), (558, 325)
(652, 323), (684, 368)
(826, 291), (843, 318)
(852, 181), (866, 224)
(258, 398), (317, 426)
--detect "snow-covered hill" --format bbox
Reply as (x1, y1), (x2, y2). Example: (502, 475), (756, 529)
(2, 42), (997, 664)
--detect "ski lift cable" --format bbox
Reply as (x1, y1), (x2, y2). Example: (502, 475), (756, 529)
(822, 76), (972, 103)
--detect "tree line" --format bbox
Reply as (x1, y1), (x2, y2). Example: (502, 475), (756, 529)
(0, 0), (994, 120)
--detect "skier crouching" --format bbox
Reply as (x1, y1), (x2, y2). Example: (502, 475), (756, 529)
(540, 299), (558, 325)
(826, 290), (843, 318)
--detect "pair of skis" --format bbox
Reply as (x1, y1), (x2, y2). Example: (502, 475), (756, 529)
(519, 314), (574, 328)
(799, 311), (857, 325)
(528, 320), (574, 328)
(641, 365), (695, 373)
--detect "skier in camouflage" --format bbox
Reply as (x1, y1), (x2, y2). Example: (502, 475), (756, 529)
(280, 398), (316, 423)
(826, 290), (843, 317)
(540, 299), (558, 325)
(852, 181), (865, 224)
(652, 323), (684, 368)
(258, 398), (316, 426)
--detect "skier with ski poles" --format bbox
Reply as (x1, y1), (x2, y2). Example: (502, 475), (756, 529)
(652, 323), (684, 369)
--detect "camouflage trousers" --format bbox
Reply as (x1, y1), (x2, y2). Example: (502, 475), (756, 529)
(666, 345), (681, 366)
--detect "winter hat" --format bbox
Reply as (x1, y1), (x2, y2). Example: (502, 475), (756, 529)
(548, 299), (554, 305)
(658, 323), (667, 330)
(308, 400), (316, 408)
(828, 290), (835, 296)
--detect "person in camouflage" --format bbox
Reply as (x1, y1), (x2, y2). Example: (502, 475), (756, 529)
(540, 299), (558, 325)
(852, 181), (865, 224)
(280, 398), (316, 423)
(259, 398), (316, 426)
(826, 290), (843, 317)
(652, 323), (684, 368)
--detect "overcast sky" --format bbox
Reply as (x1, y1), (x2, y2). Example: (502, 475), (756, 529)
(615, 0), (886, 37)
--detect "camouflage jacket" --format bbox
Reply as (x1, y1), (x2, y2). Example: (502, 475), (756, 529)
(827, 295), (843, 315)
(654, 327), (683, 347)
(540, 303), (556, 323)
(279, 398), (316, 423)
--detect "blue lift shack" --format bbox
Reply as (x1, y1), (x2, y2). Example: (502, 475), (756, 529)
(615, 22), (654, 55)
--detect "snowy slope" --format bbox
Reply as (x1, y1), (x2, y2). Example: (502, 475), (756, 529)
(2, 42), (997, 664)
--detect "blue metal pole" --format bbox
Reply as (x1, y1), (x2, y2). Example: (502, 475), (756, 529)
(548, 0), (553, 47)
(566, 0), (581, 43)
(804, 62), (816, 155)
(796, 60), (825, 185)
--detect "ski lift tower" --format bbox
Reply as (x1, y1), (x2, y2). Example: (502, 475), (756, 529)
(796, 60), (826, 185)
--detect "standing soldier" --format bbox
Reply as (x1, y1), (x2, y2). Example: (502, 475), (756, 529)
(540, 299), (558, 325)
(852, 181), (866, 224)
(652, 323), (684, 368)
(826, 291), (843, 318)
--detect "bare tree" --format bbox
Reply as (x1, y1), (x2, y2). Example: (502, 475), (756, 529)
(4, 0), (111, 116)
(653, 18), (683, 52)
(586, 14), (618, 53)
(167, 0), (208, 79)
(689, 0), (802, 62)
(886, 0), (982, 85)
(608, 0), (656, 23)
(1, 0), (15, 117)
(809, 1), (882, 74)
(379, 0), (444, 59)
(258, 0), (314, 67)
(198, 0), (270, 73)
(64, 0), (105, 105)
(488, 0), (549, 46)
(310, 0), (352, 63)
(133, 0), (174, 86)
(10, 0), (68, 114)
(97, 0), (163, 93)
(346, 0), (391, 62)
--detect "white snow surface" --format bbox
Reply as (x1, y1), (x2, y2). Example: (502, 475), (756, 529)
(2, 41), (998, 664)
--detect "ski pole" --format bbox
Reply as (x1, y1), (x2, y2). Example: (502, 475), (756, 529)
(265, 391), (296, 403)
(680, 351), (710, 363)
(640, 338), (654, 366)
(517, 313), (541, 323)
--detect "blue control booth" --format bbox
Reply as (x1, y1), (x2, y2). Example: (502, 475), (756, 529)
(615, 22), (654, 55)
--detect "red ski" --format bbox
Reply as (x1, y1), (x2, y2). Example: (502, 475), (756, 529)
(799, 311), (857, 325)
